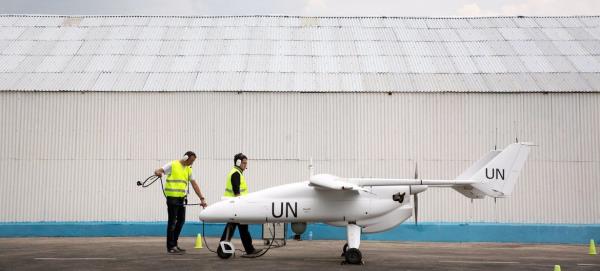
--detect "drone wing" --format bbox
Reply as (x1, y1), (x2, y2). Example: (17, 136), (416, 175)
(309, 174), (368, 191)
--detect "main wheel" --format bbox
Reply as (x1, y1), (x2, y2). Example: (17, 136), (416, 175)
(344, 248), (362, 265)
(341, 243), (348, 257)
(217, 244), (233, 259)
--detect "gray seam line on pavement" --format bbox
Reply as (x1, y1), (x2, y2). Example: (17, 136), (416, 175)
(34, 258), (117, 261)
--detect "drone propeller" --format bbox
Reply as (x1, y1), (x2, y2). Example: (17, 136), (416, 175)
(413, 163), (418, 225)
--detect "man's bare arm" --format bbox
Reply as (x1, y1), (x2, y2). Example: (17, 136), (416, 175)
(190, 180), (207, 207)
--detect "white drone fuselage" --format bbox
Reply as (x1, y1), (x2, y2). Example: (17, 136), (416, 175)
(200, 178), (416, 233)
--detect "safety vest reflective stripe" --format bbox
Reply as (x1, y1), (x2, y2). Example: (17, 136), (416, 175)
(166, 179), (187, 184)
(225, 188), (247, 193)
(164, 188), (187, 193)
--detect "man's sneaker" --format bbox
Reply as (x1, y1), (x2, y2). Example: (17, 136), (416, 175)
(175, 246), (186, 253)
(167, 248), (183, 254)
(243, 248), (263, 256)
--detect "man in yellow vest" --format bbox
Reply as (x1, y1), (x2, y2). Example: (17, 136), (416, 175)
(220, 153), (262, 256)
(154, 151), (207, 254)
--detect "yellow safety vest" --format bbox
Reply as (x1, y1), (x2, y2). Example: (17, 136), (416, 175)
(224, 167), (248, 197)
(165, 160), (191, 198)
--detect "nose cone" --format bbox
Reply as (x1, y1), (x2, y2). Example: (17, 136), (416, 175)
(199, 199), (235, 222)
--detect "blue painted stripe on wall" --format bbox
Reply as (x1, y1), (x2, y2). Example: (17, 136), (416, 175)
(1, 222), (598, 244)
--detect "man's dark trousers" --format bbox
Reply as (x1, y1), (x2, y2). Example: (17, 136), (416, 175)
(166, 197), (186, 249)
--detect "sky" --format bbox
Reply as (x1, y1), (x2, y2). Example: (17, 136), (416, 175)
(1, 0), (600, 17)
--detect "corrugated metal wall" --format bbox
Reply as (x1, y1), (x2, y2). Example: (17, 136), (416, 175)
(0, 91), (598, 223)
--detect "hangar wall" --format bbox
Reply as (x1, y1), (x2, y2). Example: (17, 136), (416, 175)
(0, 91), (598, 224)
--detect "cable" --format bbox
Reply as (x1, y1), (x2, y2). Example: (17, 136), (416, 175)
(200, 220), (284, 258)
(240, 223), (277, 258)
(137, 175), (202, 206)
(201, 221), (218, 253)
(137, 175), (161, 188)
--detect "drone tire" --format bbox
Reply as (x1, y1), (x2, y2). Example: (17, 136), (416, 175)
(217, 245), (233, 259)
(344, 248), (362, 265)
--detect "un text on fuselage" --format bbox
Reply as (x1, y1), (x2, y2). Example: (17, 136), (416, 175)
(485, 168), (505, 180)
(272, 202), (298, 218)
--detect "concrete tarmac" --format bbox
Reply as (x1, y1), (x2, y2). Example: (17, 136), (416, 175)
(1, 237), (598, 270)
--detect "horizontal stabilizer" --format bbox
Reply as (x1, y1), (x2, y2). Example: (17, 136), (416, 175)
(346, 178), (479, 186)
(309, 174), (478, 192)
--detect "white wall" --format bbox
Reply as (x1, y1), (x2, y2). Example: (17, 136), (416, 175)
(0, 91), (598, 223)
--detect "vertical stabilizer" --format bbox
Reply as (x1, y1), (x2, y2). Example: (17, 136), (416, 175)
(455, 142), (533, 198)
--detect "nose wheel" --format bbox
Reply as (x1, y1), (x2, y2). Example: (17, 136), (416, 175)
(217, 246), (233, 259)
(217, 224), (235, 259)
(217, 243), (233, 259)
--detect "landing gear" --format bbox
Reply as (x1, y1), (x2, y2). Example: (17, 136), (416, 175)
(217, 244), (233, 259)
(218, 224), (235, 259)
(341, 224), (363, 265)
(344, 248), (362, 265)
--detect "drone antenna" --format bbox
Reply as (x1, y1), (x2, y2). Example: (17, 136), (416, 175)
(309, 157), (314, 177)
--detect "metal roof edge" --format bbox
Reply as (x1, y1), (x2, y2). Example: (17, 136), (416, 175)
(1, 89), (599, 94)
(1, 14), (600, 19)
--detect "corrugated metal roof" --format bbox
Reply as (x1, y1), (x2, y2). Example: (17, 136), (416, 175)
(0, 15), (600, 92)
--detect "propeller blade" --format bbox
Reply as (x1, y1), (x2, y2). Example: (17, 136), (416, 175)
(414, 162), (418, 179)
(413, 162), (419, 225)
(414, 193), (418, 225)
